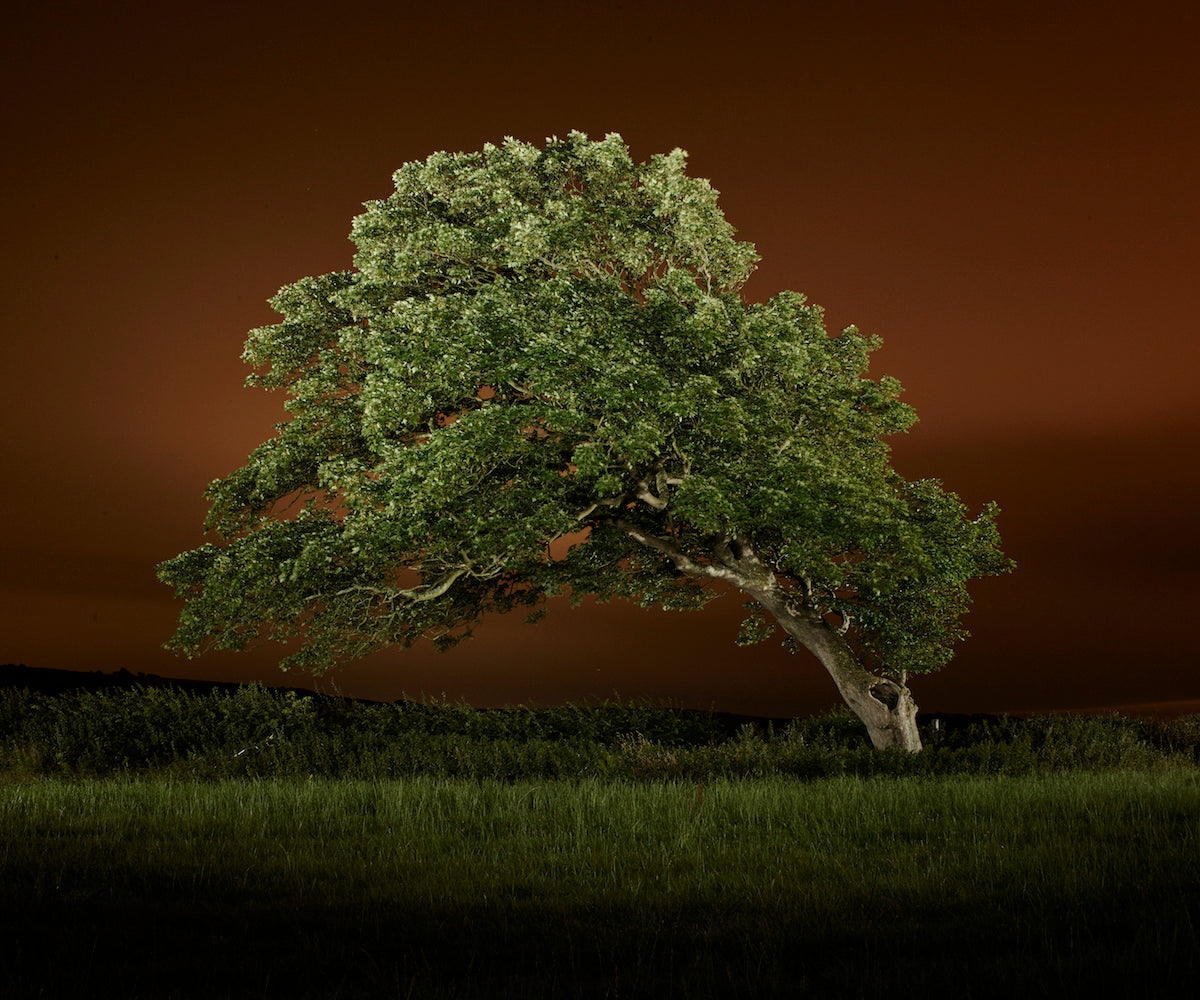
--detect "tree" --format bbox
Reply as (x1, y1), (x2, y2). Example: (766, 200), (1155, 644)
(157, 131), (1011, 752)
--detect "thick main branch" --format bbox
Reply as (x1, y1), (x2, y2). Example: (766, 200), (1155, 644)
(611, 519), (746, 586)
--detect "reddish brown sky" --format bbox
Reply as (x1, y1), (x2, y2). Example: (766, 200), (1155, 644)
(3, 1), (1197, 717)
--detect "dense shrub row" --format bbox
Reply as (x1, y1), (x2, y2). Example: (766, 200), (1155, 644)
(0, 682), (1195, 780)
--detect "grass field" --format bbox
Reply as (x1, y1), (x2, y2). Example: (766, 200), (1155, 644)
(2, 684), (1199, 997)
(3, 772), (1198, 998)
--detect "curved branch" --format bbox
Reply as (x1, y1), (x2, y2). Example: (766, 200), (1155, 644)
(334, 566), (468, 603)
(634, 481), (668, 509)
(611, 519), (746, 586)
(575, 496), (625, 520)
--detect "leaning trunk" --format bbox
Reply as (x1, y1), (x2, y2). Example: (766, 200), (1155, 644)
(749, 589), (922, 752)
(610, 524), (923, 751)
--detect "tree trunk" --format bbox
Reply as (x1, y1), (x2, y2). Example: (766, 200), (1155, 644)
(610, 523), (923, 752)
(747, 588), (923, 753)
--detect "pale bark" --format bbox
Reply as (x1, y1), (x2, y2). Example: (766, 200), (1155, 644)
(744, 587), (922, 752)
(613, 521), (923, 752)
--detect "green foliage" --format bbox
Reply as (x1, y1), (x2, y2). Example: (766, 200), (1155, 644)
(157, 131), (1009, 682)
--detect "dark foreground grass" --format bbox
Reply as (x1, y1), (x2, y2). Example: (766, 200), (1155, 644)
(3, 772), (1198, 998)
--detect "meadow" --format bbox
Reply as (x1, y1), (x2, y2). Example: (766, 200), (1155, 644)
(2, 683), (1199, 998)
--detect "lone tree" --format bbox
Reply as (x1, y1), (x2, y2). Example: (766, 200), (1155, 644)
(158, 132), (1010, 751)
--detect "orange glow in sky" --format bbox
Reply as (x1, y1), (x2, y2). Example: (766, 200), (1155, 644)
(2, 1), (1197, 716)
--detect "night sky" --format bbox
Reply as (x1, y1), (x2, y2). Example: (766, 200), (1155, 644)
(3, 0), (1197, 718)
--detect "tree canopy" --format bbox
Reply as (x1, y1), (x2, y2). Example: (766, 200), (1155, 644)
(158, 131), (1011, 750)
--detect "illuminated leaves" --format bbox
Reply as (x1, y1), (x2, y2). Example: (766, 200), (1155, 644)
(158, 131), (1010, 681)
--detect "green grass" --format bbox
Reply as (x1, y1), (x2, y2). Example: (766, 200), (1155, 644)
(3, 772), (1198, 998)
(2, 684), (1198, 995)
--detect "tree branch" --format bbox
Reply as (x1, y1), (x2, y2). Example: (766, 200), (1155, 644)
(633, 458), (687, 511)
(634, 481), (668, 509)
(334, 566), (468, 603)
(611, 519), (746, 586)
(575, 496), (625, 520)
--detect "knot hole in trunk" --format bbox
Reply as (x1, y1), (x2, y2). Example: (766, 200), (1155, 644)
(869, 681), (901, 711)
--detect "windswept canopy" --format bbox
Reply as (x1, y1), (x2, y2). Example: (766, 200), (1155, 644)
(159, 131), (1008, 699)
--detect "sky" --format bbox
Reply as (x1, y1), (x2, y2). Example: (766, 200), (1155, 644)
(2, 0), (1197, 718)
